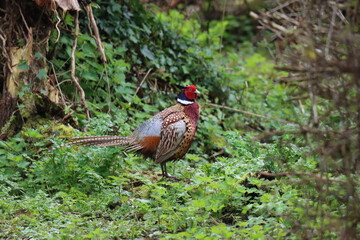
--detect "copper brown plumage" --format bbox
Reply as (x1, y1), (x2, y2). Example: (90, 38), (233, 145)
(54, 85), (200, 178)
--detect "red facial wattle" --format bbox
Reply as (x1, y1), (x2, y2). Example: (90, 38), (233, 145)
(184, 85), (198, 100)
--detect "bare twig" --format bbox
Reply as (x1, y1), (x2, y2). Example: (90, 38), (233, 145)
(219, 0), (228, 54)
(308, 81), (318, 126)
(70, 11), (90, 125)
(61, 110), (75, 123)
(325, 5), (337, 61)
(85, 5), (93, 36)
(204, 102), (297, 126)
(274, 66), (337, 74)
(276, 75), (318, 83)
(133, 68), (152, 99)
(268, 0), (299, 14)
(250, 11), (288, 35)
(272, 12), (300, 26)
(54, 9), (61, 43)
(209, 148), (225, 159)
(85, 5), (107, 63)
(15, 2), (30, 32)
(47, 59), (66, 104)
(0, 33), (11, 76)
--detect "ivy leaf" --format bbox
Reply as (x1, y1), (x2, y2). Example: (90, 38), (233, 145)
(182, 65), (189, 74)
(17, 60), (29, 71)
(34, 52), (43, 60)
(140, 45), (155, 61)
(36, 68), (48, 79)
(40, 89), (48, 95)
(129, 35), (138, 43)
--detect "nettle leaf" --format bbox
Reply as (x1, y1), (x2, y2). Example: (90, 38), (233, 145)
(82, 44), (97, 58)
(140, 45), (155, 60)
(8, 153), (23, 162)
(24, 129), (43, 138)
(81, 69), (99, 81)
(17, 160), (30, 169)
(192, 199), (206, 208)
(114, 46), (127, 55)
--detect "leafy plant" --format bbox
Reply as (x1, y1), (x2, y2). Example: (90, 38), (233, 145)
(0, 0), (347, 239)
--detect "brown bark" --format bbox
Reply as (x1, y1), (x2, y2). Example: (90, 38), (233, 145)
(0, 0), (56, 139)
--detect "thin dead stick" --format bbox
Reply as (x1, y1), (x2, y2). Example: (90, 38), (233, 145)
(85, 6), (93, 36)
(308, 81), (318, 126)
(47, 59), (66, 104)
(85, 5), (107, 63)
(272, 12), (300, 26)
(16, 2), (30, 32)
(325, 5), (337, 61)
(249, 11), (287, 34)
(219, 0), (227, 54)
(209, 148), (225, 159)
(268, 0), (299, 14)
(61, 110), (75, 123)
(71, 11), (90, 124)
(133, 68), (152, 99)
(0, 33), (11, 74)
(276, 75), (318, 83)
(54, 9), (61, 43)
(274, 66), (337, 74)
(204, 102), (297, 126)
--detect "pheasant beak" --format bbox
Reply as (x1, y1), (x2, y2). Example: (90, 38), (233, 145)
(195, 89), (200, 95)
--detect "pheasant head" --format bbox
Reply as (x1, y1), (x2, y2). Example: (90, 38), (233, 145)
(176, 85), (200, 105)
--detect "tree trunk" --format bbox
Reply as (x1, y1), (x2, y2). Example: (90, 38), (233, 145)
(0, 0), (60, 139)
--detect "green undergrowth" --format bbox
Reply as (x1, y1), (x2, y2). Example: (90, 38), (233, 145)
(0, 125), (308, 239)
(0, 1), (331, 239)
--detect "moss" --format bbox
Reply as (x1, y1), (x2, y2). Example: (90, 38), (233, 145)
(22, 116), (75, 139)
(23, 116), (52, 129)
(132, 185), (152, 199)
(0, 114), (17, 137)
(51, 124), (76, 139)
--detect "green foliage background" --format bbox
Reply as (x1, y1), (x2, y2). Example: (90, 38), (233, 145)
(0, 0), (356, 239)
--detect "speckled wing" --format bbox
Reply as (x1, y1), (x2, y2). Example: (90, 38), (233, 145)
(131, 104), (183, 140)
(155, 116), (187, 164)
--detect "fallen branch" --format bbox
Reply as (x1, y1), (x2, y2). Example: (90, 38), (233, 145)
(70, 11), (90, 125)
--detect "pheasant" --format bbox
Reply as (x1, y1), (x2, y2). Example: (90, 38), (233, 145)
(55, 85), (200, 178)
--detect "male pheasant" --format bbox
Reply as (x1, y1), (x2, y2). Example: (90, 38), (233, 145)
(56, 85), (200, 178)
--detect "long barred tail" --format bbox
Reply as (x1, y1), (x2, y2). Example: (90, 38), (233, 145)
(50, 136), (135, 151)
